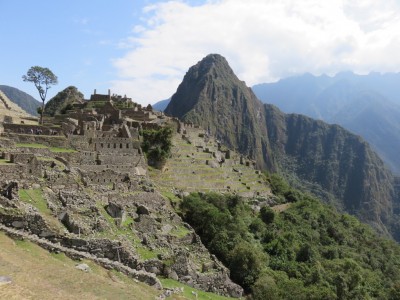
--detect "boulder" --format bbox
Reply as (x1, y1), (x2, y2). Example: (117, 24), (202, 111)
(0, 276), (12, 286)
(11, 220), (27, 229)
(75, 263), (91, 272)
(105, 202), (125, 219)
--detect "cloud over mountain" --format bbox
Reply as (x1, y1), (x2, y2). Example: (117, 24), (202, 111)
(111, 0), (400, 104)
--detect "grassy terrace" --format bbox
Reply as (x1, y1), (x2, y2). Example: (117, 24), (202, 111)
(16, 143), (77, 153)
(0, 158), (13, 164)
(18, 189), (64, 232)
(150, 128), (271, 198)
(19, 189), (51, 214)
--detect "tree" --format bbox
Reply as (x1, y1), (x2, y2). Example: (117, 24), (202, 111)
(23, 66), (58, 124)
(260, 206), (275, 224)
(229, 241), (267, 291)
(141, 126), (173, 167)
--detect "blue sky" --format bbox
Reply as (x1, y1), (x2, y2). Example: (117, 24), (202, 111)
(1, 0), (400, 105)
(0, 0), (158, 102)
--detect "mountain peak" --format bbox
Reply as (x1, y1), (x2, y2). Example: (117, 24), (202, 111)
(199, 53), (230, 68)
(165, 53), (239, 120)
(165, 53), (269, 167)
(202, 53), (227, 63)
(192, 53), (236, 80)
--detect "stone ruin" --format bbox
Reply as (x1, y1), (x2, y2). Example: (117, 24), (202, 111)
(0, 90), (169, 186)
(0, 89), (246, 298)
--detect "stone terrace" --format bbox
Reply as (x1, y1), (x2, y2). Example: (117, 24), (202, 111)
(150, 125), (271, 198)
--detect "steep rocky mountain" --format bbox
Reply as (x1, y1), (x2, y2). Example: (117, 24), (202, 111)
(252, 72), (400, 174)
(165, 54), (397, 235)
(0, 85), (41, 116)
(44, 86), (84, 116)
(165, 54), (273, 170)
(264, 104), (394, 231)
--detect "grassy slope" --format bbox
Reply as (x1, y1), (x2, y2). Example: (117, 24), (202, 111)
(0, 232), (160, 300)
(0, 230), (235, 300)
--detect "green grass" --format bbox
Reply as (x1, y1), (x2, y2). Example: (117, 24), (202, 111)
(0, 158), (12, 164)
(18, 188), (64, 232)
(136, 246), (159, 260)
(50, 252), (69, 262)
(121, 215), (134, 227)
(18, 189), (51, 215)
(160, 278), (235, 300)
(161, 191), (181, 204)
(15, 238), (42, 255)
(94, 202), (141, 245)
(16, 143), (48, 148)
(15, 143), (76, 153)
(170, 225), (191, 238)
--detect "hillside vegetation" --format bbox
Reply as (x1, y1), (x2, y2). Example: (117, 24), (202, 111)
(180, 177), (400, 299)
(44, 86), (84, 116)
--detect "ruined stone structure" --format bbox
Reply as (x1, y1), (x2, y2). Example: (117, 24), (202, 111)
(0, 90), (168, 186)
(0, 89), (247, 297)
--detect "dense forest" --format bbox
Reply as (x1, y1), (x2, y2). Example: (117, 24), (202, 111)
(180, 174), (400, 299)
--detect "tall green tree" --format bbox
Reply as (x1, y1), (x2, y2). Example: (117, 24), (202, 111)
(22, 66), (58, 124)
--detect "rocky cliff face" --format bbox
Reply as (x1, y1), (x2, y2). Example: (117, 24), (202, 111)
(264, 104), (394, 231)
(165, 54), (396, 235)
(253, 73), (400, 175)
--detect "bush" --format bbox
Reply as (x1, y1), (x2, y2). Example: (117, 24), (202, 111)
(141, 126), (173, 166)
(251, 274), (280, 300)
(260, 206), (275, 224)
(229, 241), (267, 291)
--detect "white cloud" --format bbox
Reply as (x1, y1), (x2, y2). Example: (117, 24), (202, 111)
(111, 0), (400, 105)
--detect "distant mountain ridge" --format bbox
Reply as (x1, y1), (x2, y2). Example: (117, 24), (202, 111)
(0, 89), (37, 125)
(252, 72), (400, 174)
(0, 85), (41, 116)
(152, 99), (170, 112)
(165, 54), (397, 236)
